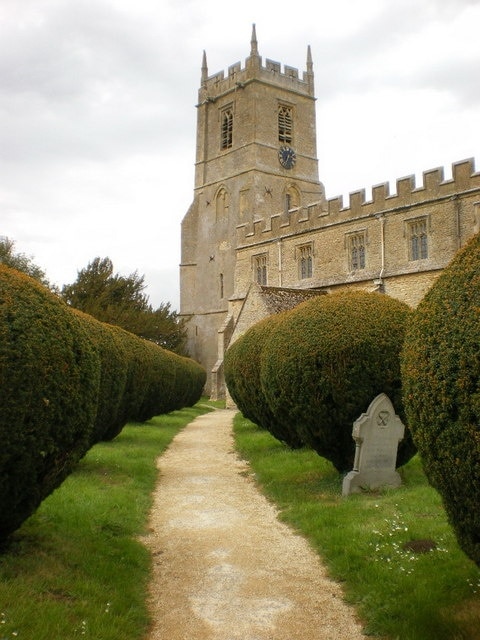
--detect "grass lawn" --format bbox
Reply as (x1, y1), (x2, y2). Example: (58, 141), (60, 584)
(3, 401), (479, 639)
(0, 403), (214, 640)
(233, 413), (480, 640)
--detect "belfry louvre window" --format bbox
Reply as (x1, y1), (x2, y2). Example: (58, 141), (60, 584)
(298, 244), (313, 279)
(221, 108), (233, 149)
(408, 218), (428, 260)
(278, 105), (293, 144)
(254, 254), (268, 285)
(349, 233), (366, 271)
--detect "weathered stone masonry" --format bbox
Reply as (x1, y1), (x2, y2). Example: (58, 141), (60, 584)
(235, 159), (480, 308)
(179, 27), (480, 397)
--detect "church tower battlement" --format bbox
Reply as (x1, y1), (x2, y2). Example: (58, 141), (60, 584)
(198, 25), (315, 102)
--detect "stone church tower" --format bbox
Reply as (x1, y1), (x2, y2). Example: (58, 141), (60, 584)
(180, 26), (325, 393)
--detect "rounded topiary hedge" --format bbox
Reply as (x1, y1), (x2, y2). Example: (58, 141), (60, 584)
(133, 340), (186, 423)
(73, 313), (205, 440)
(108, 327), (206, 426)
(0, 265), (101, 539)
(260, 290), (416, 472)
(132, 337), (173, 423)
(168, 352), (207, 411)
(401, 233), (480, 566)
(72, 309), (129, 444)
(108, 324), (153, 427)
(224, 314), (304, 448)
(0, 265), (206, 540)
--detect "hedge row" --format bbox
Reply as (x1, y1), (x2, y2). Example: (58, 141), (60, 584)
(401, 232), (480, 566)
(225, 313), (303, 449)
(0, 265), (205, 540)
(225, 290), (416, 472)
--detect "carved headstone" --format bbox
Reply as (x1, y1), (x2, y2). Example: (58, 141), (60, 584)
(342, 393), (405, 496)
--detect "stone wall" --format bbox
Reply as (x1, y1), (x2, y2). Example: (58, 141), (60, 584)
(234, 158), (480, 308)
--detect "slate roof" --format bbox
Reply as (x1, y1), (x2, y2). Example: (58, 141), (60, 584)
(258, 285), (326, 314)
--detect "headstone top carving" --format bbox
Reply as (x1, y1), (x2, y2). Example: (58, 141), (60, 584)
(342, 393), (405, 496)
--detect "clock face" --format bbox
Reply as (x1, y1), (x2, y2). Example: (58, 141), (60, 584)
(278, 145), (296, 169)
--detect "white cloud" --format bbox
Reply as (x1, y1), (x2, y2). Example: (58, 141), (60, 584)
(1, 0), (479, 310)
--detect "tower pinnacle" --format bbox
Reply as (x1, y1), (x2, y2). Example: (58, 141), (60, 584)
(250, 23), (259, 56)
(306, 45), (313, 73)
(201, 50), (208, 87)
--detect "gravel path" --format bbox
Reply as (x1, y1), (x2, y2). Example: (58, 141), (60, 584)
(143, 409), (366, 640)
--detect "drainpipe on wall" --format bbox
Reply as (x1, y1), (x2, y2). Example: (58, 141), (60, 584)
(374, 213), (385, 291)
(452, 195), (461, 249)
(277, 240), (283, 287)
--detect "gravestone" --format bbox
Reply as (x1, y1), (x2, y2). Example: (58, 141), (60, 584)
(342, 393), (405, 496)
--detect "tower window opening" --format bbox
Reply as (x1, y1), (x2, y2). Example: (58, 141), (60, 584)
(349, 233), (366, 271)
(254, 254), (268, 285)
(278, 105), (293, 144)
(409, 218), (428, 261)
(298, 244), (313, 279)
(221, 108), (233, 149)
(219, 273), (224, 298)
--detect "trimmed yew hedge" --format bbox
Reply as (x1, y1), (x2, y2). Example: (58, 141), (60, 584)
(262, 291), (415, 472)
(226, 290), (415, 473)
(72, 310), (129, 444)
(105, 327), (206, 428)
(0, 265), (205, 540)
(124, 331), (172, 424)
(401, 233), (480, 566)
(224, 314), (304, 448)
(169, 353), (208, 411)
(0, 266), (101, 539)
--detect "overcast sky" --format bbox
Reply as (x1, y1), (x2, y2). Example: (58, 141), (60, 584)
(1, 0), (479, 310)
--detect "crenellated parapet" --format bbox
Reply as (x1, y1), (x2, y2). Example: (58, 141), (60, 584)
(236, 158), (480, 246)
(199, 59), (314, 103)
(237, 201), (326, 246)
(199, 25), (314, 103)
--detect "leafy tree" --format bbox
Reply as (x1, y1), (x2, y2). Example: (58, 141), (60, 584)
(138, 302), (188, 353)
(0, 236), (50, 287)
(61, 257), (187, 354)
(61, 257), (148, 322)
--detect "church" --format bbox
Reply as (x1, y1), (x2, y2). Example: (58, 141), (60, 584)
(179, 26), (480, 398)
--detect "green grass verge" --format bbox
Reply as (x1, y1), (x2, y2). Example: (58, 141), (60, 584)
(0, 403), (213, 639)
(233, 413), (480, 640)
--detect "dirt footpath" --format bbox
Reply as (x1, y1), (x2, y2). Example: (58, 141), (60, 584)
(143, 409), (366, 640)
